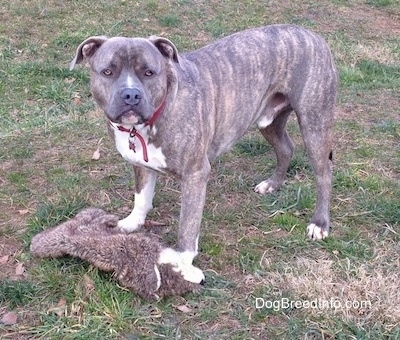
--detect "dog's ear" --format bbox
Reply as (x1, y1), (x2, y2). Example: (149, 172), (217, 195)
(69, 36), (108, 71)
(149, 36), (180, 64)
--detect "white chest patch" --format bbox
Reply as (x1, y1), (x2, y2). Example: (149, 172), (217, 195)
(111, 123), (167, 171)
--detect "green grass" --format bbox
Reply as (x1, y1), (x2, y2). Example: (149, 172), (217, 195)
(366, 0), (396, 7)
(340, 59), (400, 89)
(0, 281), (41, 309)
(1, 0), (400, 338)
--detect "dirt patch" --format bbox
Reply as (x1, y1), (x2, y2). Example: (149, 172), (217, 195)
(346, 4), (400, 35)
(302, 2), (400, 66)
(305, 2), (400, 36)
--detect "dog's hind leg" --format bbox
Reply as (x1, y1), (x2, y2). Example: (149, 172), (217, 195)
(255, 106), (294, 195)
(296, 108), (334, 240)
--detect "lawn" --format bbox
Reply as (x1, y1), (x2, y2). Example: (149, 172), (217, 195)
(1, 0), (399, 338)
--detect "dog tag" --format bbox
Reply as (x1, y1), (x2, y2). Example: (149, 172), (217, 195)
(129, 138), (136, 152)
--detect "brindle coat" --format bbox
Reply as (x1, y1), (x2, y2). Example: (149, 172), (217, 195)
(70, 25), (338, 280)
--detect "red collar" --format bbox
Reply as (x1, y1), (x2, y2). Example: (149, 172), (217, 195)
(144, 96), (166, 127)
(109, 97), (166, 163)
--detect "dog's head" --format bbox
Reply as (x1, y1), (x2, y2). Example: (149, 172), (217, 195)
(70, 36), (181, 125)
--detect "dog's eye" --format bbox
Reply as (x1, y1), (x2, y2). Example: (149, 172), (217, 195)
(144, 70), (154, 77)
(102, 69), (113, 76)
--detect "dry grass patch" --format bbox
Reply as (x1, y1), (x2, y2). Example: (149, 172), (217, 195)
(261, 241), (400, 332)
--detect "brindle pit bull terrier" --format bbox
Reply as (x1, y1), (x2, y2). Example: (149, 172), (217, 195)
(70, 24), (338, 284)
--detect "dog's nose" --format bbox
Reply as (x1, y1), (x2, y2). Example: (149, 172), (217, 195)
(120, 87), (142, 105)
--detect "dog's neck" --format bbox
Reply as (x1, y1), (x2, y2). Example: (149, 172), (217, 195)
(108, 96), (167, 163)
(144, 96), (167, 127)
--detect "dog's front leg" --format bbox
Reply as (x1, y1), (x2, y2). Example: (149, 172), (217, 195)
(159, 162), (210, 284)
(118, 166), (157, 232)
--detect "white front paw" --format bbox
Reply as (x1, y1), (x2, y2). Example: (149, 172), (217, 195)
(158, 248), (205, 284)
(117, 214), (144, 232)
(307, 223), (329, 240)
(177, 263), (205, 284)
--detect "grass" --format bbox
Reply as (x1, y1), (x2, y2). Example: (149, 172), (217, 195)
(1, 0), (400, 338)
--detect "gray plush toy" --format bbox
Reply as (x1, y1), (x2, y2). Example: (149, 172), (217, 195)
(30, 208), (201, 300)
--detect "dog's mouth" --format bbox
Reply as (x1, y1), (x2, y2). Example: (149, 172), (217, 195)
(118, 110), (142, 125)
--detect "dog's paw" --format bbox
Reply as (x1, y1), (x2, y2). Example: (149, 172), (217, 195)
(254, 179), (280, 194)
(175, 263), (205, 284)
(117, 215), (144, 232)
(307, 223), (329, 240)
(158, 248), (205, 284)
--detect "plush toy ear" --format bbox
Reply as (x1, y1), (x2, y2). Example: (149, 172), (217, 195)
(148, 36), (180, 64)
(69, 36), (108, 70)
